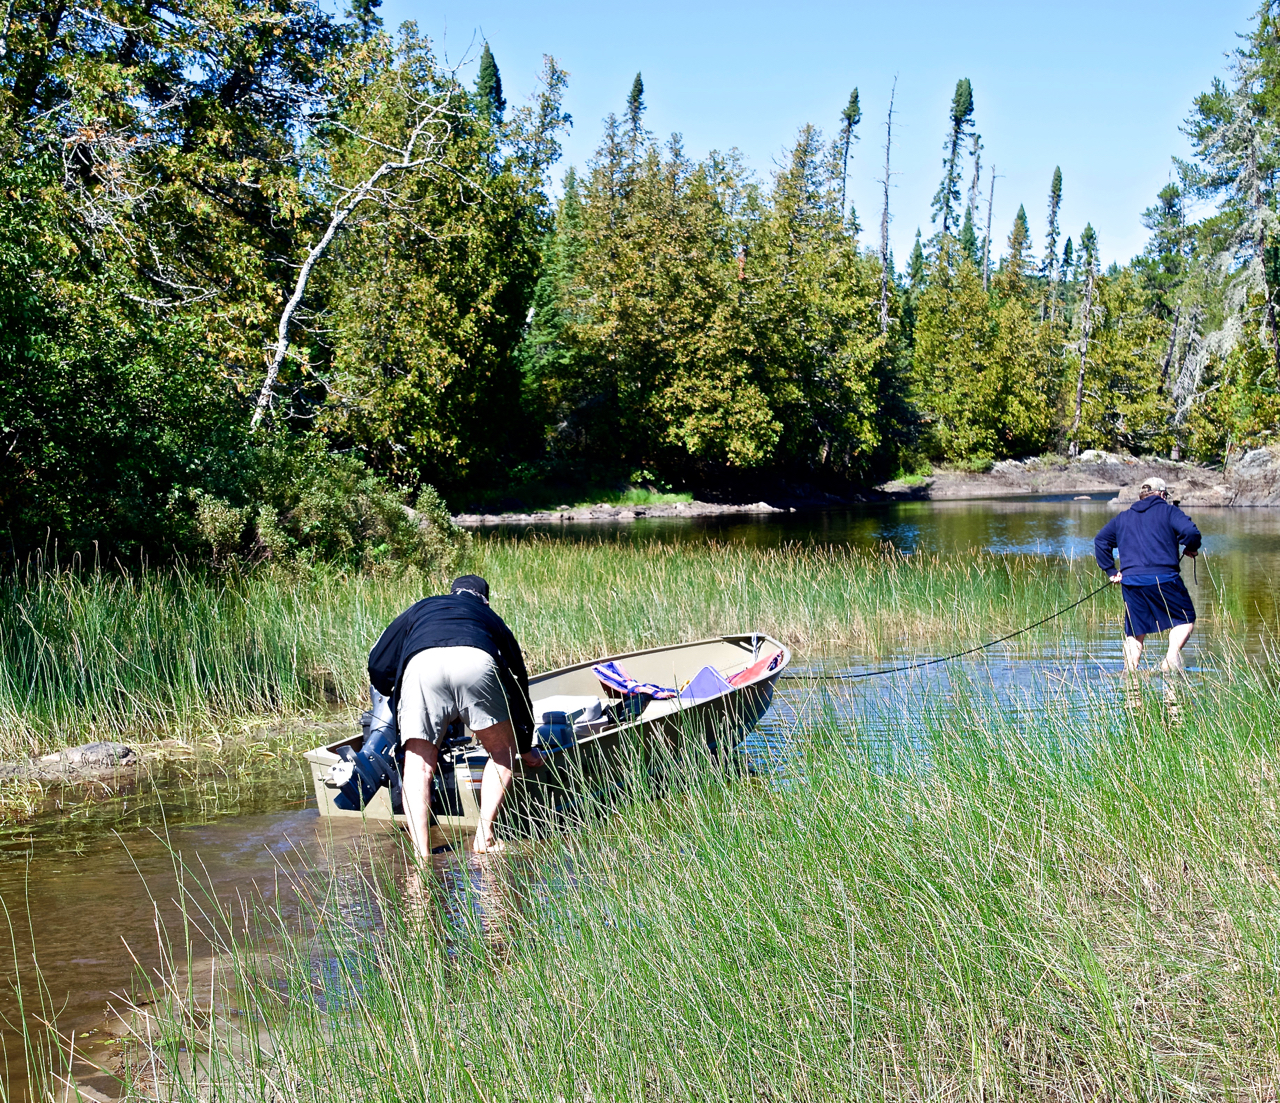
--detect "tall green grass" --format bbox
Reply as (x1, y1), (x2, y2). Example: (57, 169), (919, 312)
(115, 662), (1280, 1100)
(0, 543), (1125, 754)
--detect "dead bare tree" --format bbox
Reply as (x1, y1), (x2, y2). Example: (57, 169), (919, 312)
(982, 167), (999, 293)
(877, 77), (897, 334)
(249, 82), (464, 431)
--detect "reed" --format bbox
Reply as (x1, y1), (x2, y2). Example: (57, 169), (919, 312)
(0, 540), (1126, 756)
(117, 659), (1280, 1101)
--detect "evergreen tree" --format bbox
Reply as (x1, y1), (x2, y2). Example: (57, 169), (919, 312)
(626, 73), (646, 144)
(959, 206), (979, 265)
(348, 0), (382, 42)
(1062, 237), (1074, 280)
(1042, 166), (1063, 320)
(475, 42), (506, 122)
(1066, 224), (1099, 454)
(909, 229), (926, 290)
(1136, 182), (1193, 317)
(931, 78), (975, 237)
(838, 88), (861, 218)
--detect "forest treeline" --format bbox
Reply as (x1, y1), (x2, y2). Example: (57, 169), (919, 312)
(2, 0), (1278, 566)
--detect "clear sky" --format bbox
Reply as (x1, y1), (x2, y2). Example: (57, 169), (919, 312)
(374, 0), (1257, 268)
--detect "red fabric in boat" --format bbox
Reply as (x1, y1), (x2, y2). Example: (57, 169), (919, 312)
(728, 649), (783, 687)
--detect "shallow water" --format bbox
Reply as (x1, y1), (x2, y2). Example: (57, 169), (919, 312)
(7, 497), (1279, 1100)
(484, 497), (1280, 639)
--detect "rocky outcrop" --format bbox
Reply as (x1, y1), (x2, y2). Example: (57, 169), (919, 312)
(454, 500), (787, 526)
(0, 741), (139, 783)
(880, 450), (1280, 507)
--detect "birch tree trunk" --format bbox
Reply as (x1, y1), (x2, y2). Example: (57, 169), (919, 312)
(249, 101), (456, 430)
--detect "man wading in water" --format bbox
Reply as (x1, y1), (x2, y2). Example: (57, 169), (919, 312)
(368, 575), (540, 856)
(1094, 477), (1202, 673)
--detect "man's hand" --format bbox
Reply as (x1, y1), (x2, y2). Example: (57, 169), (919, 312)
(521, 749), (545, 770)
(1109, 572), (1122, 583)
(1184, 548), (1198, 557)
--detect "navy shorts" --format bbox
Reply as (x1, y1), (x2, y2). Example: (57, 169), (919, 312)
(1121, 577), (1196, 637)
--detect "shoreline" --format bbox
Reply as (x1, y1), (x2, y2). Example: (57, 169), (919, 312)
(454, 448), (1280, 525)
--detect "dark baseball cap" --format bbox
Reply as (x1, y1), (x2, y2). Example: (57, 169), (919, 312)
(450, 575), (490, 602)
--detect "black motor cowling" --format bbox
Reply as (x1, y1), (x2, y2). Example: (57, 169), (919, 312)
(331, 686), (404, 813)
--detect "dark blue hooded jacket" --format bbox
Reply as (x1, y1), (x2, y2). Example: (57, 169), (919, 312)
(1093, 496), (1202, 583)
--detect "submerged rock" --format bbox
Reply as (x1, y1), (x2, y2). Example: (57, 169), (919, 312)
(37, 741), (137, 768)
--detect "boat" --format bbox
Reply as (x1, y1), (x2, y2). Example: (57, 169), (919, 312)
(303, 633), (790, 832)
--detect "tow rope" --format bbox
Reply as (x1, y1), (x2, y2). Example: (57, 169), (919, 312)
(786, 578), (1115, 682)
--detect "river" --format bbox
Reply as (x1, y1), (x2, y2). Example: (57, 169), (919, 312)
(3, 497), (1276, 1100)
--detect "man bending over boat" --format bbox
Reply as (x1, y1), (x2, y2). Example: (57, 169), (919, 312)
(1094, 477), (1202, 673)
(368, 575), (540, 856)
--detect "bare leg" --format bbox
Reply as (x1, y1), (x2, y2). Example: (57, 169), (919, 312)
(1122, 633), (1146, 672)
(402, 737), (439, 862)
(1161, 621), (1194, 672)
(472, 720), (517, 853)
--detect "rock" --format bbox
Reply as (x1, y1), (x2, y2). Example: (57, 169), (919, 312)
(37, 741), (137, 768)
(1077, 449), (1109, 463)
(991, 459), (1025, 474)
(1236, 446), (1280, 475)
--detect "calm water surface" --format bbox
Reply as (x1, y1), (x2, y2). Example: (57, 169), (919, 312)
(6, 498), (1278, 1099)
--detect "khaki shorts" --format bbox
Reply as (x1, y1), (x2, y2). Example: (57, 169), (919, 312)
(397, 646), (510, 747)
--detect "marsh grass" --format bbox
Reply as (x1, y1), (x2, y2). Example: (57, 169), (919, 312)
(103, 660), (1280, 1102)
(1, 541), (1132, 756)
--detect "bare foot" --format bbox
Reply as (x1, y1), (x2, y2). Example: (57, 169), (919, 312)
(1160, 656), (1185, 673)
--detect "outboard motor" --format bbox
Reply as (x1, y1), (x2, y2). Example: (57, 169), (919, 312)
(330, 686), (404, 813)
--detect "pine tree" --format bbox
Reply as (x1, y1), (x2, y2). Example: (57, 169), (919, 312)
(838, 88), (861, 219)
(475, 42), (506, 122)
(931, 78), (975, 237)
(348, 0), (382, 42)
(1042, 166), (1063, 320)
(1062, 237), (1074, 280)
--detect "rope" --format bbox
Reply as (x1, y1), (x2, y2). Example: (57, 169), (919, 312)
(786, 578), (1115, 682)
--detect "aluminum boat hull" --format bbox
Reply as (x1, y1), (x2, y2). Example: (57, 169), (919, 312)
(303, 633), (789, 831)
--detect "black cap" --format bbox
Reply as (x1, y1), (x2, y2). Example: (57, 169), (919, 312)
(450, 575), (490, 602)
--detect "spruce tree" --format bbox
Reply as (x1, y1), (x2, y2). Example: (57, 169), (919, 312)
(959, 206), (979, 265)
(476, 43), (506, 122)
(1062, 237), (1074, 280)
(1042, 166), (1063, 320)
(626, 73), (646, 139)
(931, 78), (975, 237)
(348, 0), (382, 42)
(909, 229), (926, 289)
(838, 88), (861, 218)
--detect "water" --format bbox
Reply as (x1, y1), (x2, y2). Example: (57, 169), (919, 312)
(486, 497), (1280, 640)
(6, 498), (1279, 1100)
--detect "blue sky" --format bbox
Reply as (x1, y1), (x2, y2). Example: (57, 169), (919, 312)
(375, 0), (1256, 268)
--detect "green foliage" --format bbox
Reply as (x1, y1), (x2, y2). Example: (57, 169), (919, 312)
(931, 77), (976, 236)
(913, 239), (1054, 463)
(475, 42), (505, 121)
(187, 444), (471, 575)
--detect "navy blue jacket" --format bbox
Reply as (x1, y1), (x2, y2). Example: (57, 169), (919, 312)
(1093, 495), (1202, 580)
(368, 594), (534, 749)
